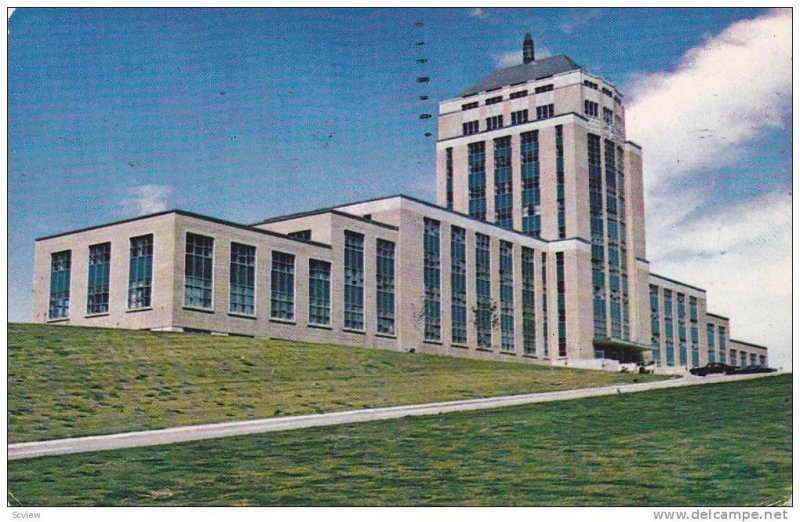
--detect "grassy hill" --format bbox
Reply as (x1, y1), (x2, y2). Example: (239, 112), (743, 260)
(7, 374), (791, 506)
(9, 323), (665, 443)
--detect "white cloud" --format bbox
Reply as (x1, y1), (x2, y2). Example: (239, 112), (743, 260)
(625, 8), (792, 369)
(492, 46), (551, 68)
(469, 8), (486, 19)
(559, 8), (601, 34)
(121, 184), (173, 216)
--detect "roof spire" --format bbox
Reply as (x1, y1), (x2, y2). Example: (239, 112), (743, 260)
(523, 32), (535, 64)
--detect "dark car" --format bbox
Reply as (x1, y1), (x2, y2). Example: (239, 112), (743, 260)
(728, 365), (778, 375)
(689, 362), (736, 376)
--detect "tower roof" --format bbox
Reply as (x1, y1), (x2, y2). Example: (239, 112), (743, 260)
(458, 54), (581, 97)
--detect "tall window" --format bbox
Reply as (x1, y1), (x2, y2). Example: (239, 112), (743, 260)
(758, 355), (766, 367)
(475, 233), (492, 348)
(423, 218), (441, 341)
(344, 231), (365, 330)
(649, 285), (660, 365)
(499, 241), (515, 352)
(230, 243), (256, 315)
(49, 250), (71, 319)
(468, 142), (487, 220)
(185, 233), (214, 309)
(511, 109), (528, 125)
(677, 293), (687, 366)
(494, 136), (513, 229)
(689, 297), (699, 367)
(616, 144), (630, 340)
(376, 239), (395, 335)
(128, 234), (153, 309)
(663, 289), (674, 366)
(521, 130), (541, 237)
(605, 140), (621, 338)
(556, 125), (566, 238)
(556, 252), (566, 357)
(718, 326), (727, 363)
(451, 226), (468, 345)
(445, 147), (454, 210)
(270, 251), (295, 320)
(588, 134), (606, 337)
(584, 100), (599, 117)
(463, 120), (480, 135)
(309, 259), (331, 326)
(729, 349), (738, 367)
(706, 323), (716, 363)
(541, 252), (549, 357)
(87, 243), (110, 315)
(522, 247), (536, 355)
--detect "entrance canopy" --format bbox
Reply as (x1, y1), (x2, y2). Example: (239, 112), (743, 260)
(593, 337), (653, 363)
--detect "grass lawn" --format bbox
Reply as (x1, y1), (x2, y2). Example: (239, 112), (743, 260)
(9, 323), (666, 443)
(7, 374), (790, 507)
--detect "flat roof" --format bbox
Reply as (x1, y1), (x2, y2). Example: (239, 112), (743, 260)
(36, 209), (333, 249)
(650, 272), (706, 293)
(729, 339), (768, 350)
(706, 312), (730, 321)
(253, 208), (398, 231)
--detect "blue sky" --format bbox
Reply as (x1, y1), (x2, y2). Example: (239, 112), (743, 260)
(8, 8), (791, 367)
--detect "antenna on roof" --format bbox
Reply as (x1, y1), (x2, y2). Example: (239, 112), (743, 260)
(523, 32), (535, 64)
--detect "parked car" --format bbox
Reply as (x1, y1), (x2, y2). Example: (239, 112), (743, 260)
(689, 362), (736, 376)
(728, 365), (777, 375)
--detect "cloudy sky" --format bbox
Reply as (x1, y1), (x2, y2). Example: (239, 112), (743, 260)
(8, 8), (791, 368)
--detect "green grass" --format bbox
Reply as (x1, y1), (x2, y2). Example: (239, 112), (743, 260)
(7, 374), (790, 506)
(8, 323), (666, 443)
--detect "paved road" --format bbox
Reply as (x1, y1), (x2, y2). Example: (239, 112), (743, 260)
(8, 372), (778, 461)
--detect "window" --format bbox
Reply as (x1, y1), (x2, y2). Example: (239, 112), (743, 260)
(446, 147), (454, 210)
(759, 355), (766, 367)
(423, 218), (441, 341)
(729, 349), (738, 367)
(510, 89), (528, 99)
(740, 351), (748, 368)
(270, 251), (295, 320)
(461, 101), (479, 111)
(287, 230), (311, 241)
(534, 84), (553, 94)
(462, 120), (480, 135)
(87, 243), (110, 315)
(556, 252), (566, 357)
(649, 285), (660, 365)
(718, 326), (727, 363)
(230, 243), (256, 315)
(522, 247), (536, 356)
(601, 87), (613, 97)
(468, 141), (486, 220)
(556, 125), (565, 239)
(750, 353), (757, 366)
(500, 241), (515, 352)
(603, 107), (613, 125)
(128, 234), (153, 309)
(583, 80), (598, 90)
(184, 233), (214, 309)
(309, 259), (331, 326)
(706, 323), (716, 363)
(494, 136), (513, 230)
(521, 130), (541, 238)
(511, 109), (529, 125)
(475, 233), (492, 349)
(486, 115), (503, 131)
(589, 135), (606, 338)
(663, 289), (674, 366)
(541, 252), (549, 357)
(49, 250), (71, 319)
(584, 100), (599, 118)
(677, 293), (687, 366)
(485, 95), (503, 105)
(689, 297), (699, 367)
(344, 231), (365, 330)
(376, 239), (395, 335)
(536, 104), (554, 120)
(451, 226), (467, 345)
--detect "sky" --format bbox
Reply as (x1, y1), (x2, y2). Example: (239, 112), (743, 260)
(8, 8), (792, 369)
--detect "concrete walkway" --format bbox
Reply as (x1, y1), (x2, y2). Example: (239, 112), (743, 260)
(8, 372), (776, 461)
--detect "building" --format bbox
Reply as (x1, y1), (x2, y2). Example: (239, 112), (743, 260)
(32, 35), (768, 373)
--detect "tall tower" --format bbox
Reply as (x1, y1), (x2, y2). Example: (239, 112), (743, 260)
(435, 35), (650, 355)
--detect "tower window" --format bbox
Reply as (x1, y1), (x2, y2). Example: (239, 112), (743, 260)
(535, 104), (554, 120)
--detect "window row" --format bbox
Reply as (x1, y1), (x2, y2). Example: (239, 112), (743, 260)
(48, 232), (396, 335)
